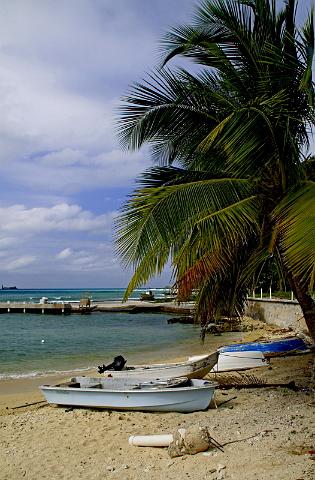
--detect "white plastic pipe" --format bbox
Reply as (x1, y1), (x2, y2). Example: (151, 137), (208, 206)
(129, 434), (174, 447)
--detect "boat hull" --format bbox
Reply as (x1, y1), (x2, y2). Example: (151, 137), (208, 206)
(40, 378), (216, 413)
(211, 351), (267, 372)
(219, 337), (308, 357)
(101, 351), (219, 380)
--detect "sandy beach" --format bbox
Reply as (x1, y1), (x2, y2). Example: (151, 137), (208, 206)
(0, 332), (314, 480)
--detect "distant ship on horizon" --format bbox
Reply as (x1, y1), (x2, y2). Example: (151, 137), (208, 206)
(1, 285), (18, 290)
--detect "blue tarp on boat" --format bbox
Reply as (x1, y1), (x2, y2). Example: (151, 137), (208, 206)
(219, 337), (308, 355)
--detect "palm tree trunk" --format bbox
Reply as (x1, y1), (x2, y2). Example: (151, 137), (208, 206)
(286, 270), (315, 343)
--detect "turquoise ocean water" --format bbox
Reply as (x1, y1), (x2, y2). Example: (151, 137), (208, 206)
(0, 287), (162, 303)
(0, 288), (233, 380)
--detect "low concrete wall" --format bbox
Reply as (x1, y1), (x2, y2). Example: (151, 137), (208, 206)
(245, 298), (307, 332)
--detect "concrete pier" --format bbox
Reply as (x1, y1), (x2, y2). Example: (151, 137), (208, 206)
(0, 302), (72, 314)
(0, 300), (194, 315)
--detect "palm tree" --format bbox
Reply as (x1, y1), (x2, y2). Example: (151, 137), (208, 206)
(116, 0), (315, 341)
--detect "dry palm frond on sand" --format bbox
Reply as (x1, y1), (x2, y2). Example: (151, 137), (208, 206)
(207, 372), (298, 391)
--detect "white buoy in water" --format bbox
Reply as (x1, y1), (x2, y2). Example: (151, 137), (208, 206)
(41, 339), (45, 343)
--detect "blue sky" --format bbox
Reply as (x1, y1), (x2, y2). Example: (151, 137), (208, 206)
(0, 0), (313, 288)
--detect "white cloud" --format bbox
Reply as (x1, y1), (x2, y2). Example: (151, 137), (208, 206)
(0, 204), (116, 234)
(0, 0), (158, 198)
(56, 248), (72, 259)
(0, 204), (121, 280)
(5, 255), (36, 271)
(0, 0), (193, 286)
(0, 148), (150, 194)
(0, 237), (17, 248)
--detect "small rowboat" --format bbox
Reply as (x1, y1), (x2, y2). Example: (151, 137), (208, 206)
(189, 351), (268, 373)
(219, 337), (309, 357)
(211, 351), (267, 372)
(99, 351), (219, 380)
(40, 376), (217, 412)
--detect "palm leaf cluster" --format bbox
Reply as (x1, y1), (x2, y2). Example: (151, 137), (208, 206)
(116, 0), (315, 338)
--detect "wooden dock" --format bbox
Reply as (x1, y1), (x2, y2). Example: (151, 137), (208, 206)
(0, 302), (72, 314)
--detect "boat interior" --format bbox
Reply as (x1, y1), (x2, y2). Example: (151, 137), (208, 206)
(44, 376), (209, 391)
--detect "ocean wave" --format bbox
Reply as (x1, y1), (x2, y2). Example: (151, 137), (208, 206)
(0, 365), (96, 380)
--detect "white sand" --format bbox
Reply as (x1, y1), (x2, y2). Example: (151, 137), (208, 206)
(0, 353), (314, 480)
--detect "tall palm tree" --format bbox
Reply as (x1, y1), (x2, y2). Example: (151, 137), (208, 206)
(116, 0), (315, 341)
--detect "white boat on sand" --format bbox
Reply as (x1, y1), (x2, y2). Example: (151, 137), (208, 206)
(40, 376), (217, 412)
(188, 350), (267, 373)
(211, 350), (268, 372)
(98, 351), (219, 380)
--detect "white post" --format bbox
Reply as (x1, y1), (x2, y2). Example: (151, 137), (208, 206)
(291, 291), (294, 301)
(269, 287), (272, 299)
(260, 288), (263, 299)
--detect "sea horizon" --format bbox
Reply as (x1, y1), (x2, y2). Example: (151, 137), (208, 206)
(0, 286), (170, 303)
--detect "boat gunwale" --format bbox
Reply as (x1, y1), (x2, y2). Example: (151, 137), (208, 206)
(125, 352), (217, 369)
(102, 351), (219, 372)
(218, 337), (308, 350)
(40, 381), (218, 394)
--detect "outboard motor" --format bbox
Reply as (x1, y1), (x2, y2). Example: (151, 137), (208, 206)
(97, 355), (127, 373)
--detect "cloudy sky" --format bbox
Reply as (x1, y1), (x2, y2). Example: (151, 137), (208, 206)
(0, 0), (312, 288)
(0, 0), (198, 288)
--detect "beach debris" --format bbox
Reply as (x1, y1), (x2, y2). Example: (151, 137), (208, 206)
(11, 400), (47, 410)
(216, 464), (227, 479)
(129, 426), (224, 458)
(168, 426), (224, 458)
(129, 434), (173, 447)
(217, 396), (237, 408)
(129, 427), (271, 459)
(211, 372), (299, 391)
(106, 466), (115, 472)
(221, 430), (271, 447)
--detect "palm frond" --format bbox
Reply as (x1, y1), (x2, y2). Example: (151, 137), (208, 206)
(299, 6), (314, 100)
(115, 177), (254, 266)
(116, 0), (315, 338)
(274, 182), (315, 290)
